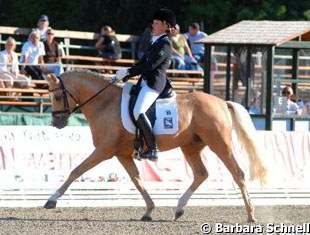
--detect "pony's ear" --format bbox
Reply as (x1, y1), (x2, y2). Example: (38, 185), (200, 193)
(46, 73), (59, 83)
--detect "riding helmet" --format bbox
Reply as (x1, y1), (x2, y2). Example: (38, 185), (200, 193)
(153, 8), (176, 27)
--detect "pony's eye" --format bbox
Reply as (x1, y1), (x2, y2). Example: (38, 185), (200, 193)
(54, 95), (62, 101)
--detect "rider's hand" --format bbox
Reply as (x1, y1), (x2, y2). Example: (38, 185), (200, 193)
(115, 69), (129, 82)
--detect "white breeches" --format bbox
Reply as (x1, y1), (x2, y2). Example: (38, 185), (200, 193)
(133, 79), (160, 121)
(0, 72), (30, 88)
(15, 74), (31, 87)
(0, 72), (14, 87)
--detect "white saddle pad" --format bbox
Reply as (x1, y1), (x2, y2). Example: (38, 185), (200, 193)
(121, 82), (178, 135)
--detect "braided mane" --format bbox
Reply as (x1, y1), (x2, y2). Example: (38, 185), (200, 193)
(61, 69), (113, 83)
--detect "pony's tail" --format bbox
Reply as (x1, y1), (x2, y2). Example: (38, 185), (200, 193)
(227, 101), (267, 185)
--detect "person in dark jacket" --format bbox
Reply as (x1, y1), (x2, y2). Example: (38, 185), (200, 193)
(95, 25), (122, 59)
(43, 28), (63, 76)
(115, 8), (176, 162)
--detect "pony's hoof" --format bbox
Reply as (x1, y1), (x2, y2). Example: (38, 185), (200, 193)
(174, 209), (184, 221)
(247, 217), (257, 223)
(141, 215), (152, 221)
(44, 200), (57, 209)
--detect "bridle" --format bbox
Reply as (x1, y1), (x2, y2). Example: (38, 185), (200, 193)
(49, 76), (118, 117)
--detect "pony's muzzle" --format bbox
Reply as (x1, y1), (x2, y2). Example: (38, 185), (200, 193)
(51, 113), (70, 129)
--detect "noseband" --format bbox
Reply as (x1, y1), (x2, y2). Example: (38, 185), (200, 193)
(49, 76), (118, 117)
(48, 77), (79, 116)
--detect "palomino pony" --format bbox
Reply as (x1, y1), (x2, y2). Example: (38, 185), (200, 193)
(44, 70), (266, 222)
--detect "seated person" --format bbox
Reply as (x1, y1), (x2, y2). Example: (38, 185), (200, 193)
(281, 85), (302, 114)
(183, 23), (208, 63)
(20, 31), (46, 85)
(137, 26), (152, 59)
(248, 87), (261, 114)
(171, 24), (199, 71)
(43, 28), (63, 76)
(0, 37), (30, 90)
(34, 14), (51, 42)
(95, 25), (122, 60)
(301, 101), (310, 115)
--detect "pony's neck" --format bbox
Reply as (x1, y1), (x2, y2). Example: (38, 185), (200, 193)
(67, 72), (121, 120)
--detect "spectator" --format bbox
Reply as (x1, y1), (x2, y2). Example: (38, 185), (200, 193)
(35, 14), (51, 42)
(0, 37), (30, 90)
(20, 31), (46, 85)
(137, 26), (152, 59)
(281, 85), (302, 114)
(183, 23), (208, 63)
(301, 102), (310, 115)
(248, 87), (261, 114)
(95, 25), (122, 60)
(170, 24), (198, 70)
(43, 28), (63, 76)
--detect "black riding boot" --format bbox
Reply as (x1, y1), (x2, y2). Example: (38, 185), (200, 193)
(136, 113), (159, 162)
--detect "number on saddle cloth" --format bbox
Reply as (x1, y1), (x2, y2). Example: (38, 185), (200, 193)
(128, 81), (174, 128)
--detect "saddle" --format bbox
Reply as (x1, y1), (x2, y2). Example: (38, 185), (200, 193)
(128, 80), (173, 158)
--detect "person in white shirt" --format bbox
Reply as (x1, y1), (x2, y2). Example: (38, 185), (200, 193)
(20, 31), (46, 84)
(0, 37), (30, 89)
(281, 86), (301, 114)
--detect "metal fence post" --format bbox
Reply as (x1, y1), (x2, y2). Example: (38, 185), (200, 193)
(203, 45), (212, 94)
(265, 46), (274, 130)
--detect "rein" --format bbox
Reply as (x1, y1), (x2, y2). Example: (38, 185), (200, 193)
(49, 76), (118, 116)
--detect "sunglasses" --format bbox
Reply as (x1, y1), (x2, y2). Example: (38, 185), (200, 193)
(47, 32), (54, 35)
(282, 91), (291, 95)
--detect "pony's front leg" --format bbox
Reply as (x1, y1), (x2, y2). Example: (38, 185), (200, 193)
(175, 146), (208, 221)
(44, 148), (113, 209)
(117, 156), (155, 221)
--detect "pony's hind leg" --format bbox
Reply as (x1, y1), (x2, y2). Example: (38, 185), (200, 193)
(44, 147), (113, 209)
(117, 156), (155, 221)
(210, 142), (256, 222)
(175, 145), (208, 221)
(204, 124), (256, 222)
(220, 152), (256, 222)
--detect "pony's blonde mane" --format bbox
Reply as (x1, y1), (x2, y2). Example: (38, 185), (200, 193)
(61, 69), (116, 84)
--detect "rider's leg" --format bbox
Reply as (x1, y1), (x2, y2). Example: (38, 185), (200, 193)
(133, 80), (160, 161)
(136, 113), (159, 161)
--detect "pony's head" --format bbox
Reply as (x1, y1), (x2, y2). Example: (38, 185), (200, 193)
(46, 73), (78, 129)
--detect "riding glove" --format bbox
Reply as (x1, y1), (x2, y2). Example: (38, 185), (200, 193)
(116, 69), (129, 82)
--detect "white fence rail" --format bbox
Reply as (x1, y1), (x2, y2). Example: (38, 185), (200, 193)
(1, 182), (310, 207)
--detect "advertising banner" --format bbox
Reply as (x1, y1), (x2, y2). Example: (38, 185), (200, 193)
(0, 126), (309, 189)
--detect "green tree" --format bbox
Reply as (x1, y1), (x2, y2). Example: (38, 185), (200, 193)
(0, 0), (309, 35)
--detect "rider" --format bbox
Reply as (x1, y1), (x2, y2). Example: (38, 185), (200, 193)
(115, 8), (176, 162)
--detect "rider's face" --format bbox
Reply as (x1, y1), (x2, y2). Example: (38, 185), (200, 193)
(152, 20), (167, 36)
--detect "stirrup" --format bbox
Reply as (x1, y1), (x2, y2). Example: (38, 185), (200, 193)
(139, 148), (159, 162)
(133, 150), (142, 161)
